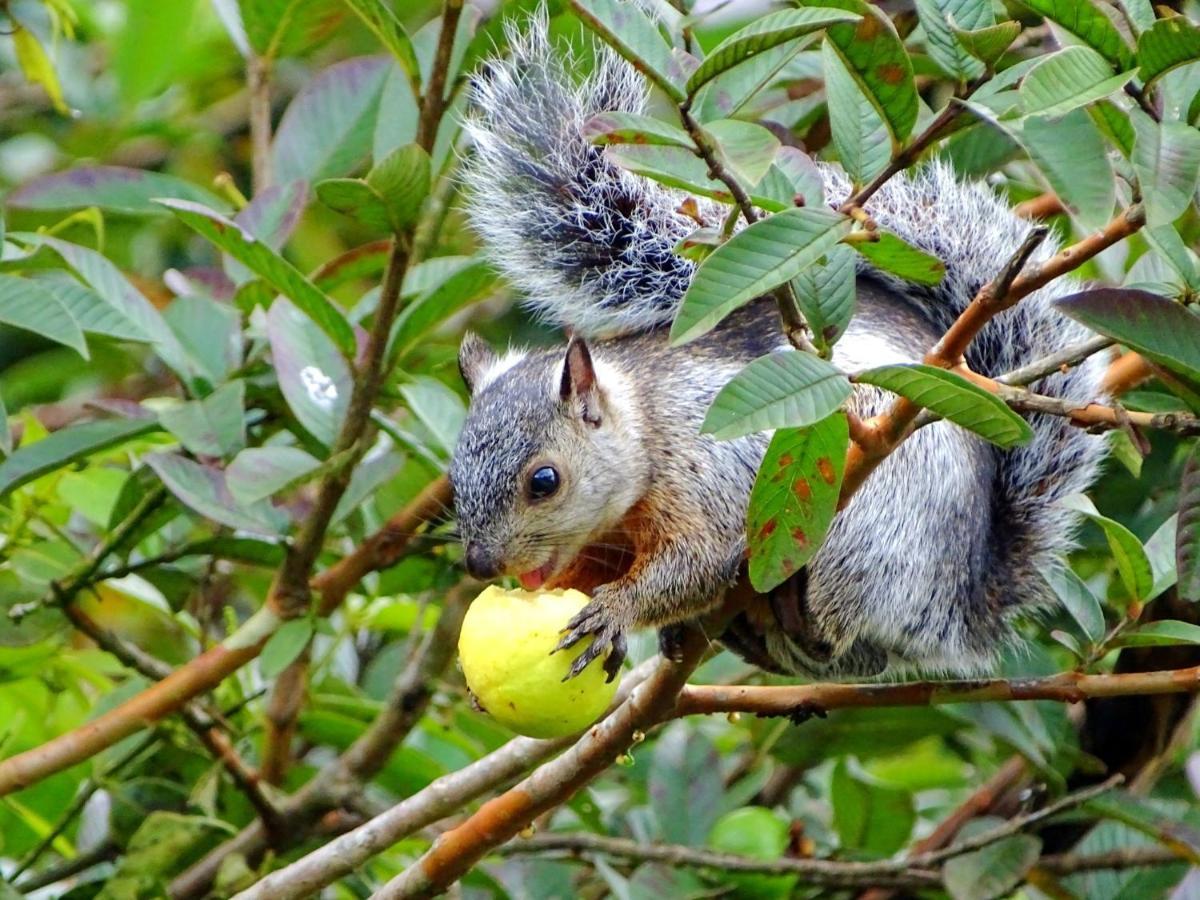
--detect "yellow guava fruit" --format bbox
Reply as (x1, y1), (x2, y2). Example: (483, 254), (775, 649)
(458, 586), (620, 738)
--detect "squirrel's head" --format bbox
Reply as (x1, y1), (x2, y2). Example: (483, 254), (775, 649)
(450, 332), (646, 590)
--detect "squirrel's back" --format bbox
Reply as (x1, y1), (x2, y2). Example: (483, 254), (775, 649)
(454, 16), (1107, 677)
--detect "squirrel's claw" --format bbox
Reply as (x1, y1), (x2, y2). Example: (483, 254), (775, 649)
(556, 600), (627, 682)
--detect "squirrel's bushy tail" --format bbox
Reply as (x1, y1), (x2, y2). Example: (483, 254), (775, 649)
(822, 164), (1108, 632)
(463, 14), (706, 337)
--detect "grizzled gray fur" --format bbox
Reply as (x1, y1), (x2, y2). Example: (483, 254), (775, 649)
(450, 16), (1107, 679)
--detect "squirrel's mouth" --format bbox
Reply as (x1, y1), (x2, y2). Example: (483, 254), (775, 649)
(517, 552), (559, 590)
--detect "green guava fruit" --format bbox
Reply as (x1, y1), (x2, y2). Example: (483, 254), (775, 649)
(458, 586), (619, 739)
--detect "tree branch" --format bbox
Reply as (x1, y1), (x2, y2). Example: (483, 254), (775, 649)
(365, 617), (724, 899)
(840, 203), (1145, 504)
(676, 102), (817, 354)
(675, 667), (1200, 718)
(247, 55), (273, 193)
(497, 833), (941, 889)
(223, 658), (663, 900)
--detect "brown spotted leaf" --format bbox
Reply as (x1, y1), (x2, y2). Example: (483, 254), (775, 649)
(747, 413), (849, 592)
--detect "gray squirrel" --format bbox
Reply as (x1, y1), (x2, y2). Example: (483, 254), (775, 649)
(448, 20), (1108, 681)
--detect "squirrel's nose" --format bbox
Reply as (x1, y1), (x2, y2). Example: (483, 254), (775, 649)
(465, 543), (501, 580)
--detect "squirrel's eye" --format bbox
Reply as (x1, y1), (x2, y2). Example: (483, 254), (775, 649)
(528, 466), (560, 500)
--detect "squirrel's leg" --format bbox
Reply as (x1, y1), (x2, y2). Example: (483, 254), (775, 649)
(555, 538), (737, 680)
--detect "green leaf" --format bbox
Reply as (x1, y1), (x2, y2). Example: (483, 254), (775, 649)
(702, 352), (852, 440)
(850, 232), (946, 285)
(1114, 619), (1200, 647)
(604, 144), (734, 204)
(400, 377), (465, 458)
(266, 297), (352, 446)
(582, 111), (693, 147)
(157, 382), (247, 458)
(916, 0), (993, 81)
(259, 618), (314, 679)
(952, 21), (1022, 69)
(1137, 16), (1200, 88)
(226, 446), (322, 505)
(224, 179), (310, 285)
(331, 444), (404, 523)
(821, 39), (892, 184)
(365, 143), (431, 231)
(1056, 288), (1200, 387)
(814, 0), (919, 144)
(1131, 114), (1200, 228)
(1044, 565), (1105, 641)
(26, 236), (196, 380)
(1017, 0), (1134, 68)
(1088, 98), (1136, 156)
(12, 24), (68, 115)
(0, 274), (87, 357)
(1019, 46), (1132, 117)
(1019, 111), (1115, 231)
(855, 364), (1034, 448)
(373, 61), (420, 162)
(686, 7), (859, 94)
(390, 257), (497, 360)
(0, 418), (159, 499)
(144, 452), (288, 536)
(163, 295), (242, 386)
(0, 393), (9, 457)
(703, 119), (781, 187)
(7, 166), (230, 216)
(671, 207), (851, 345)
(112, 0), (201, 103)
(1179, 445), (1200, 602)
(944, 833), (1042, 900)
(272, 55), (390, 183)
(1062, 494), (1155, 602)
(160, 199), (356, 356)
(316, 178), (395, 231)
(1145, 513), (1178, 600)
(341, 0), (421, 93)
(747, 413), (848, 592)
(648, 723), (723, 847)
(792, 245), (857, 353)
(34, 273), (146, 342)
(831, 758), (915, 855)
(570, 0), (688, 102)
(239, 0), (343, 60)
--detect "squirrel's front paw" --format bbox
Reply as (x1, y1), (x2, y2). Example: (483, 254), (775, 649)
(554, 599), (628, 683)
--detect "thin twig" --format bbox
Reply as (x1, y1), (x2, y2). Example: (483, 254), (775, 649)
(247, 55), (273, 193)
(414, 0), (463, 153)
(677, 101), (817, 354)
(909, 775), (1123, 867)
(998, 335), (1114, 387)
(497, 833), (941, 889)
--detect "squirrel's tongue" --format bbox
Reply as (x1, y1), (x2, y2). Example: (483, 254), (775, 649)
(518, 560), (554, 590)
(518, 568), (546, 590)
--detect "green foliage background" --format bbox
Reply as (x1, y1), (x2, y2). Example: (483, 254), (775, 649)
(0, 0), (1198, 897)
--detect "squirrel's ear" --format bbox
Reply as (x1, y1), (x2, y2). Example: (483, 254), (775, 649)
(458, 332), (497, 396)
(560, 336), (601, 427)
